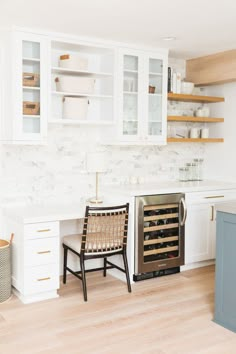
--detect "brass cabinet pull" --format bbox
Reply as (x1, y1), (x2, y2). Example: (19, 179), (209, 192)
(211, 206), (214, 221)
(37, 229), (51, 233)
(204, 195), (224, 199)
(37, 277), (51, 282)
(37, 250), (51, 255)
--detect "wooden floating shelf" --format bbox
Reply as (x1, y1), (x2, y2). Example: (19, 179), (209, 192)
(167, 138), (224, 143)
(167, 93), (224, 103)
(167, 116), (224, 123)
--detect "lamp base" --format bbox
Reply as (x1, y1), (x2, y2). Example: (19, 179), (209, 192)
(88, 197), (103, 204)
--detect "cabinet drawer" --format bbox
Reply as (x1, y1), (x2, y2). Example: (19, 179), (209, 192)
(24, 221), (59, 240)
(24, 264), (59, 295)
(185, 189), (236, 205)
(24, 237), (59, 267)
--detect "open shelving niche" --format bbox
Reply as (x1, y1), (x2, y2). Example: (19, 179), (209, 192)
(49, 40), (115, 125)
(167, 93), (225, 143)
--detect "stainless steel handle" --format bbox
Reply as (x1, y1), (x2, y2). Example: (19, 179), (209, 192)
(180, 198), (187, 226)
(211, 205), (214, 221)
(204, 195), (224, 199)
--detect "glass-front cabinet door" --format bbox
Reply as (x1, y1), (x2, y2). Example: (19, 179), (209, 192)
(118, 49), (167, 144)
(118, 49), (141, 141)
(146, 55), (167, 142)
(14, 32), (48, 142)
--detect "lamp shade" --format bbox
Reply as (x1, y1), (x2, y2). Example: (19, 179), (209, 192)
(86, 152), (106, 173)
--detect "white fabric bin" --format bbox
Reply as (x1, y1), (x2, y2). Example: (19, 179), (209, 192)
(63, 97), (89, 120)
(55, 76), (95, 94)
(59, 54), (88, 71)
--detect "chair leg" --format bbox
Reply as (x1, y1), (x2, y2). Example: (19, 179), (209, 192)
(103, 257), (107, 277)
(123, 250), (131, 293)
(80, 255), (88, 301)
(63, 245), (68, 284)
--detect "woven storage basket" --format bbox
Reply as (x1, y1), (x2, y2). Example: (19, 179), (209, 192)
(23, 72), (40, 87)
(23, 102), (40, 115)
(0, 240), (11, 303)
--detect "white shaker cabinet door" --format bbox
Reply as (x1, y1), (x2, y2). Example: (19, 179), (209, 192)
(185, 203), (213, 264)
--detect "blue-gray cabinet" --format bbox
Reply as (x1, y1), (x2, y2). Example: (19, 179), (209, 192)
(214, 211), (236, 332)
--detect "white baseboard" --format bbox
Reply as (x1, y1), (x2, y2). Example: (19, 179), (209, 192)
(181, 260), (215, 272)
(12, 287), (59, 304)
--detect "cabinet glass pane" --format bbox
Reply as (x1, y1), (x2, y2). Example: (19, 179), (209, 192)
(149, 58), (163, 74)
(23, 41), (40, 60)
(122, 55), (139, 136)
(23, 117), (40, 133)
(148, 58), (163, 137)
(123, 94), (138, 135)
(124, 55), (138, 71)
(22, 41), (41, 134)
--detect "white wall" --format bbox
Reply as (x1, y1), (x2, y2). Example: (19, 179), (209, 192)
(204, 82), (236, 181)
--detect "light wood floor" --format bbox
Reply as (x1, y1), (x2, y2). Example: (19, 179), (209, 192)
(0, 265), (236, 354)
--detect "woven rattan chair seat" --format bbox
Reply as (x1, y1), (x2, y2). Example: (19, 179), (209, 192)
(63, 233), (123, 255)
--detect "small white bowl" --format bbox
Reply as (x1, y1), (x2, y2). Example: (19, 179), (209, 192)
(181, 82), (194, 95)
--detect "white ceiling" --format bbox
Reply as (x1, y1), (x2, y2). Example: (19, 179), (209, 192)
(1, 0), (236, 59)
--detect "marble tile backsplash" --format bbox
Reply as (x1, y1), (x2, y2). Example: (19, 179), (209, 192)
(0, 124), (205, 206)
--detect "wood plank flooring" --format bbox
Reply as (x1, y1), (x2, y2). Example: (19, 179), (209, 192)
(0, 265), (235, 354)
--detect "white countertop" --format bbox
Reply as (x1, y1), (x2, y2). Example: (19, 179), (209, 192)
(3, 180), (236, 224)
(3, 196), (127, 224)
(3, 203), (85, 224)
(105, 180), (236, 197)
(216, 201), (236, 215)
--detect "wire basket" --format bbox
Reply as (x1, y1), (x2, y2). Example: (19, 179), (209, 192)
(23, 72), (40, 87)
(0, 239), (11, 303)
(23, 101), (40, 115)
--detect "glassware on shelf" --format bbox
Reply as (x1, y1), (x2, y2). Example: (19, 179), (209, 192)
(179, 167), (189, 182)
(193, 158), (204, 181)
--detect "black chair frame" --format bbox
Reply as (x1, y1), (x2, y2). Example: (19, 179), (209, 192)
(62, 203), (131, 301)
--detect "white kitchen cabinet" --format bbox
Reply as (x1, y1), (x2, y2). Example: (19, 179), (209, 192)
(185, 189), (236, 265)
(49, 39), (115, 125)
(185, 203), (212, 263)
(116, 48), (168, 144)
(5, 216), (60, 304)
(0, 30), (49, 143)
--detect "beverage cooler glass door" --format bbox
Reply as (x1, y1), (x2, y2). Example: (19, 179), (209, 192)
(135, 193), (186, 275)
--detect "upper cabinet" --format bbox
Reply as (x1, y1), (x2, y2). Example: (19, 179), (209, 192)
(117, 48), (168, 145)
(50, 40), (115, 125)
(1, 31), (49, 143)
(0, 28), (168, 145)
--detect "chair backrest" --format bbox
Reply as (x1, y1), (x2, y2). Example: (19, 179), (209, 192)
(81, 203), (129, 254)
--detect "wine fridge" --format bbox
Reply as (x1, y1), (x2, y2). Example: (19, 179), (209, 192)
(134, 193), (187, 281)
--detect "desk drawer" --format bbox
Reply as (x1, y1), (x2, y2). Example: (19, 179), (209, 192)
(24, 221), (59, 240)
(24, 237), (59, 267)
(185, 189), (236, 205)
(24, 264), (59, 295)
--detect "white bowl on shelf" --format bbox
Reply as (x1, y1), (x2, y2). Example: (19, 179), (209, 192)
(181, 81), (194, 95)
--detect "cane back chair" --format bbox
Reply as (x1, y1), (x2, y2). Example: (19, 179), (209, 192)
(62, 203), (131, 301)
